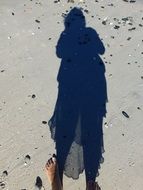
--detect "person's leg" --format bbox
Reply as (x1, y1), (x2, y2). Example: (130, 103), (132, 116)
(45, 155), (63, 190)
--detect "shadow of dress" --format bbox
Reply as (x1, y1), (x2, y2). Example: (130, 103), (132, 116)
(49, 8), (107, 181)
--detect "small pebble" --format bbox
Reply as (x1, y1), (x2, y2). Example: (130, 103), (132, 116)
(35, 176), (42, 189)
(122, 111), (130, 118)
(2, 170), (8, 177)
(35, 19), (40, 23)
(42, 121), (47, 124)
(24, 155), (31, 165)
(114, 25), (120, 29)
(0, 182), (5, 189)
(32, 94), (36, 98)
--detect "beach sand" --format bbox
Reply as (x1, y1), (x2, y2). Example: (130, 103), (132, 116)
(0, 0), (143, 189)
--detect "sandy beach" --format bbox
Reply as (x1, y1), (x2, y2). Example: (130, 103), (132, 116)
(0, 0), (143, 189)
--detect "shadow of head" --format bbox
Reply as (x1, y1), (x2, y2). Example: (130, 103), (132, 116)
(64, 7), (86, 30)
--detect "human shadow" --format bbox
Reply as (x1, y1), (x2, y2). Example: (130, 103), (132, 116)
(48, 7), (108, 184)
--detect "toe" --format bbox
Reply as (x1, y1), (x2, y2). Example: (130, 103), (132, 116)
(49, 158), (53, 164)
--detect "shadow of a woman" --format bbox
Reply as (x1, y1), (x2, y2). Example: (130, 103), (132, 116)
(48, 7), (108, 188)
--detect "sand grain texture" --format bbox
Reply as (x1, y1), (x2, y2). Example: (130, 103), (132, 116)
(0, 0), (143, 189)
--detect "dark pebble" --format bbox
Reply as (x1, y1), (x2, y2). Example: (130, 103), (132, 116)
(84, 9), (89, 14)
(122, 111), (130, 118)
(114, 25), (120, 29)
(102, 20), (107, 25)
(12, 12), (15, 15)
(2, 170), (8, 176)
(127, 37), (131, 40)
(1, 70), (5, 72)
(128, 27), (136, 31)
(35, 19), (40, 23)
(35, 176), (42, 189)
(32, 94), (36, 98)
(54, 0), (60, 3)
(42, 121), (47, 124)
(130, 0), (136, 3)
(0, 182), (5, 188)
(25, 155), (31, 160)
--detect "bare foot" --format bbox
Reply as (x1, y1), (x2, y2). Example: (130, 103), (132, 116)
(45, 154), (63, 190)
(86, 181), (101, 190)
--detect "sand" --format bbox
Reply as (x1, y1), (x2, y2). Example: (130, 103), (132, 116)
(0, 0), (143, 189)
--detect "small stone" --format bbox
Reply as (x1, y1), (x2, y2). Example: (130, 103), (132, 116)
(127, 37), (131, 41)
(111, 36), (115, 39)
(35, 19), (40, 23)
(42, 121), (47, 124)
(67, 0), (74, 3)
(0, 182), (5, 188)
(2, 170), (8, 177)
(122, 111), (130, 118)
(12, 12), (15, 15)
(130, 0), (136, 3)
(137, 107), (141, 110)
(24, 155), (31, 165)
(54, 0), (60, 3)
(104, 122), (109, 128)
(25, 155), (31, 159)
(128, 27), (136, 31)
(1, 70), (5, 72)
(114, 25), (120, 29)
(84, 9), (89, 14)
(32, 94), (36, 98)
(35, 176), (43, 189)
(102, 20), (107, 25)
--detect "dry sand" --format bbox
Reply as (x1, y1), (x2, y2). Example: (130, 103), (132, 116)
(0, 0), (143, 189)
